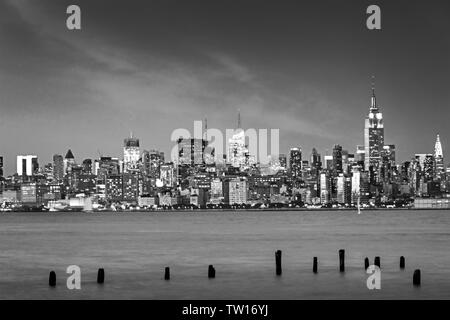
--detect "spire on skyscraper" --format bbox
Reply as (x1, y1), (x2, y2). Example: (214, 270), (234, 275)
(204, 117), (208, 141)
(237, 109), (241, 129)
(370, 75), (377, 110)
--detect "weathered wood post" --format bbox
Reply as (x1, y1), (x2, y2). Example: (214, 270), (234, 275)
(400, 256), (405, 269)
(374, 256), (381, 268)
(313, 257), (318, 274)
(364, 257), (370, 270)
(275, 250), (282, 276)
(164, 267), (170, 280)
(413, 269), (421, 286)
(208, 265), (215, 278)
(97, 268), (105, 284)
(339, 249), (345, 272)
(49, 271), (56, 287)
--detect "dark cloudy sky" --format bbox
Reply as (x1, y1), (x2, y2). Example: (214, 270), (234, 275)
(0, 0), (449, 174)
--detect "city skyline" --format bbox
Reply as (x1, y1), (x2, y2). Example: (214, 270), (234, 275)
(0, 82), (447, 176)
(1, 0), (449, 174)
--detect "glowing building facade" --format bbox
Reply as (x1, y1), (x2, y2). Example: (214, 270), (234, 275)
(364, 86), (384, 172)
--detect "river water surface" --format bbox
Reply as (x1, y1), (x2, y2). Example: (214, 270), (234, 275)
(0, 210), (449, 299)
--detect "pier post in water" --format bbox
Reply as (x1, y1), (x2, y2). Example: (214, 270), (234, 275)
(364, 257), (370, 270)
(208, 265), (215, 278)
(49, 271), (56, 287)
(400, 256), (405, 269)
(374, 256), (381, 268)
(339, 249), (345, 272)
(97, 268), (105, 284)
(313, 257), (318, 274)
(275, 250), (282, 276)
(413, 269), (421, 286)
(164, 267), (170, 280)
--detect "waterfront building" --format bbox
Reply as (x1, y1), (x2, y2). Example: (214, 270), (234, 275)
(122, 173), (139, 202)
(319, 171), (331, 204)
(224, 177), (248, 205)
(210, 178), (224, 204)
(336, 174), (351, 205)
(20, 182), (37, 205)
(351, 167), (370, 204)
(106, 174), (123, 202)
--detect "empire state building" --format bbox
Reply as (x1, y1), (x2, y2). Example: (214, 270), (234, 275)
(364, 83), (384, 172)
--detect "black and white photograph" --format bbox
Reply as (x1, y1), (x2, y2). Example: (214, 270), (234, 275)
(0, 0), (450, 310)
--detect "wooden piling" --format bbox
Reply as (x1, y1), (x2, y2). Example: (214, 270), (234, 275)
(400, 256), (405, 269)
(374, 256), (381, 268)
(413, 269), (421, 286)
(275, 250), (282, 276)
(97, 268), (105, 284)
(208, 265), (215, 278)
(164, 267), (170, 280)
(364, 257), (370, 270)
(313, 257), (318, 274)
(49, 271), (56, 287)
(339, 249), (345, 272)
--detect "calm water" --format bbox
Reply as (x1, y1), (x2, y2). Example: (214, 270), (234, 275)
(0, 209), (449, 299)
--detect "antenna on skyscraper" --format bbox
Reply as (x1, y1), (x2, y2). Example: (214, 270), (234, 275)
(370, 75), (377, 109)
(237, 109), (241, 129)
(204, 117), (208, 141)
(371, 75), (375, 96)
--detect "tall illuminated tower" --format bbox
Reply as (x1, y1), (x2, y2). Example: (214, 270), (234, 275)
(434, 134), (445, 181)
(123, 132), (140, 172)
(228, 111), (250, 168)
(364, 79), (384, 172)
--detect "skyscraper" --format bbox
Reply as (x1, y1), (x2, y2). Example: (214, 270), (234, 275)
(434, 134), (445, 181)
(332, 144), (343, 175)
(278, 154), (287, 169)
(228, 112), (251, 168)
(63, 149), (75, 175)
(364, 81), (384, 172)
(178, 138), (206, 166)
(160, 163), (175, 187)
(0, 156), (3, 180)
(53, 154), (64, 182)
(123, 133), (140, 172)
(142, 149), (165, 178)
(16, 155), (38, 177)
(289, 147), (302, 179)
(82, 159), (93, 174)
(310, 148), (322, 178)
(224, 177), (248, 205)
